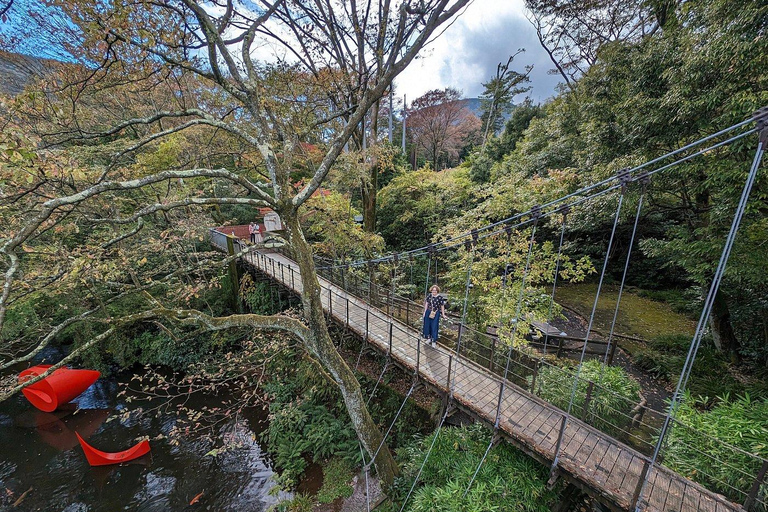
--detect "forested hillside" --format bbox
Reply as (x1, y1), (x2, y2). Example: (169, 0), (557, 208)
(381, 0), (768, 372)
(0, 0), (766, 511)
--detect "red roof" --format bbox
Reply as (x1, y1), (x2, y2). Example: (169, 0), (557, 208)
(215, 224), (262, 240)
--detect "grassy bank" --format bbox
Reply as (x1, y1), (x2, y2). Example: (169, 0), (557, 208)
(555, 283), (696, 341)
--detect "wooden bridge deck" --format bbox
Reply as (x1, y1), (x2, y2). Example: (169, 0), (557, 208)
(232, 244), (744, 512)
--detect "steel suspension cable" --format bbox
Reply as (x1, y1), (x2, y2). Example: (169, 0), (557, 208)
(367, 359), (390, 406)
(497, 213), (540, 388)
(423, 250), (432, 298)
(398, 410), (449, 512)
(633, 126), (766, 511)
(603, 180), (647, 365)
(371, 381), (417, 463)
(449, 245), (475, 399)
(317, 121), (756, 271)
(542, 210), (569, 355)
(551, 188), (626, 472)
(588, 180), (648, 422)
(463, 214), (540, 496)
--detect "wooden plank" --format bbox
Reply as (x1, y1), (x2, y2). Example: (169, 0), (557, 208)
(605, 449), (634, 495)
(664, 473), (686, 512)
(520, 404), (553, 439)
(714, 501), (733, 512)
(696, 491), (717, 512)
(588, 439), (616, 486)
(680, 483), (700, 512)
(536, 411), (564, 452)
(619, 455), (645, 501)
(647, 468), (670, 512)
(527, 409), (558, 443)
(240, 248), (744, 512)
(572, 430), (601, 472)
(506, 396), (539, 431)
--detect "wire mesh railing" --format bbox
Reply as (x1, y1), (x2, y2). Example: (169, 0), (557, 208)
(210, 228), (767, 511)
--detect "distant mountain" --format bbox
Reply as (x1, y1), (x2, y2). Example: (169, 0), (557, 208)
(461, 97), (515, 124)
(0, 51), (56, 97)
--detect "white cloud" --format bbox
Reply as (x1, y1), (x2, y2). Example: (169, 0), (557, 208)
(395, 0), (561, 105)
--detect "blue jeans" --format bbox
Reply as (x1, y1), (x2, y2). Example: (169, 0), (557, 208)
(423, 311), (441, 341)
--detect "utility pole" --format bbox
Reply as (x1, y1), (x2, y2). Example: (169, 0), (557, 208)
(388, 89), (394, 143)
(401, 95), (407, 155)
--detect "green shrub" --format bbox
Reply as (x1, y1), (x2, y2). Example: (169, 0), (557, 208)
(633, 347), (684, 381)
(262, 355), (360, 487)
(271, 493), (314, 512)
(633, 334), (766, 401)
(392, 423), (558, 512)
(663, 393), (768, 507)
(533, 359), (641, 437)
(316, 457), (354, 504)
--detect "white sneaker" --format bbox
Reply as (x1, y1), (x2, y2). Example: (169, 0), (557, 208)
(431, 340), (436, 348)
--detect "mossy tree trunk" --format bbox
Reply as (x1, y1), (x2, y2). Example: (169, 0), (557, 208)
(282, 211), (398, 486)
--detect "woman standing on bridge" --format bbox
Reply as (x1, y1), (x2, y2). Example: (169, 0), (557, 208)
(423, 285), (446, 348)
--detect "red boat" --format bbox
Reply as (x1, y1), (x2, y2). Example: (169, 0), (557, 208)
(75, 432), (151, 466)
(18, 365), (101, 412)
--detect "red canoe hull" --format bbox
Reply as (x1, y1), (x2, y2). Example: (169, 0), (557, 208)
(19, 365), (101, 412)
(76, 432), (151, 466)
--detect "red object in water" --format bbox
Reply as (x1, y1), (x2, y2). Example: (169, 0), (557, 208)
(75, 432), (151, 466)
(18, 365), (100, 412)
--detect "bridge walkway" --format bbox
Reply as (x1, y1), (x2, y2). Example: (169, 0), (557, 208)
(216, 235), (744, 512)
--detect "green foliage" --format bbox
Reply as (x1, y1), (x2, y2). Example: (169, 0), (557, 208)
(240, 274), (284, 315)
(632, 334), (767, 400)
(663, 393), (768, 505)
(441, 231), (593, 337)
(377, 166), (475, 250)
(271, 493), (314, 512)
(482, 99), (545, 164)
(316, 457), (354, 504)
(262, 354), (360, 487)
(534, 360), (641, 437)
(392, 424), (559, 512)
(302, 190), (384, 261)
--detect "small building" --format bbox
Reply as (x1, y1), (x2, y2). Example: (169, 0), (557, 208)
(263, 211), (283, 232)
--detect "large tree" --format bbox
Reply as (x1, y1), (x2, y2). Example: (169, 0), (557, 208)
(407, 88), (480, 169)
(525, 0), (668, 88)
(479, 52), (531, 146)
(0, 0), (472, 486)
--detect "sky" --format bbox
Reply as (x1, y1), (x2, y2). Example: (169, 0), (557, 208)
(0, 0), (561, 105)
(395, 0), (563, 104)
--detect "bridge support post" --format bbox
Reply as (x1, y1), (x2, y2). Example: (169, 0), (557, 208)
(406, 301), (410, 328)
(630, 459), (651, 510)
(489, 336), (496, 372)
(744, 459), (768, 511)
(415, 336), (421, 378)
(581, 381), (595, 420)
(530, 360), (540, 394)
(550, 414), (568, 478)
(388, 321), (393, 356)
(225, 234), (242, 313)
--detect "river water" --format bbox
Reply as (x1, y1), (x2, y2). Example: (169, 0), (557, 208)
(0, 369), (288, 512)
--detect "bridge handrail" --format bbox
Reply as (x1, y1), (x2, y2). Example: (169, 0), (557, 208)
(210, 227), (768, 510)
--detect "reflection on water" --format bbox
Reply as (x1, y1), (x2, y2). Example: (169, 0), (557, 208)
(0, 371), (286, 511)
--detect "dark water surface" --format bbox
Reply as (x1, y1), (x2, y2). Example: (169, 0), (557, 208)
(0, 370), (287, 512)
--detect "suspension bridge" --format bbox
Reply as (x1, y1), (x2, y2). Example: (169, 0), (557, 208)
(209, 110), (767, 512)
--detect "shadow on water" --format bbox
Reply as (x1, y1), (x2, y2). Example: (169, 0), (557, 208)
(0, 358), (288, 512)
